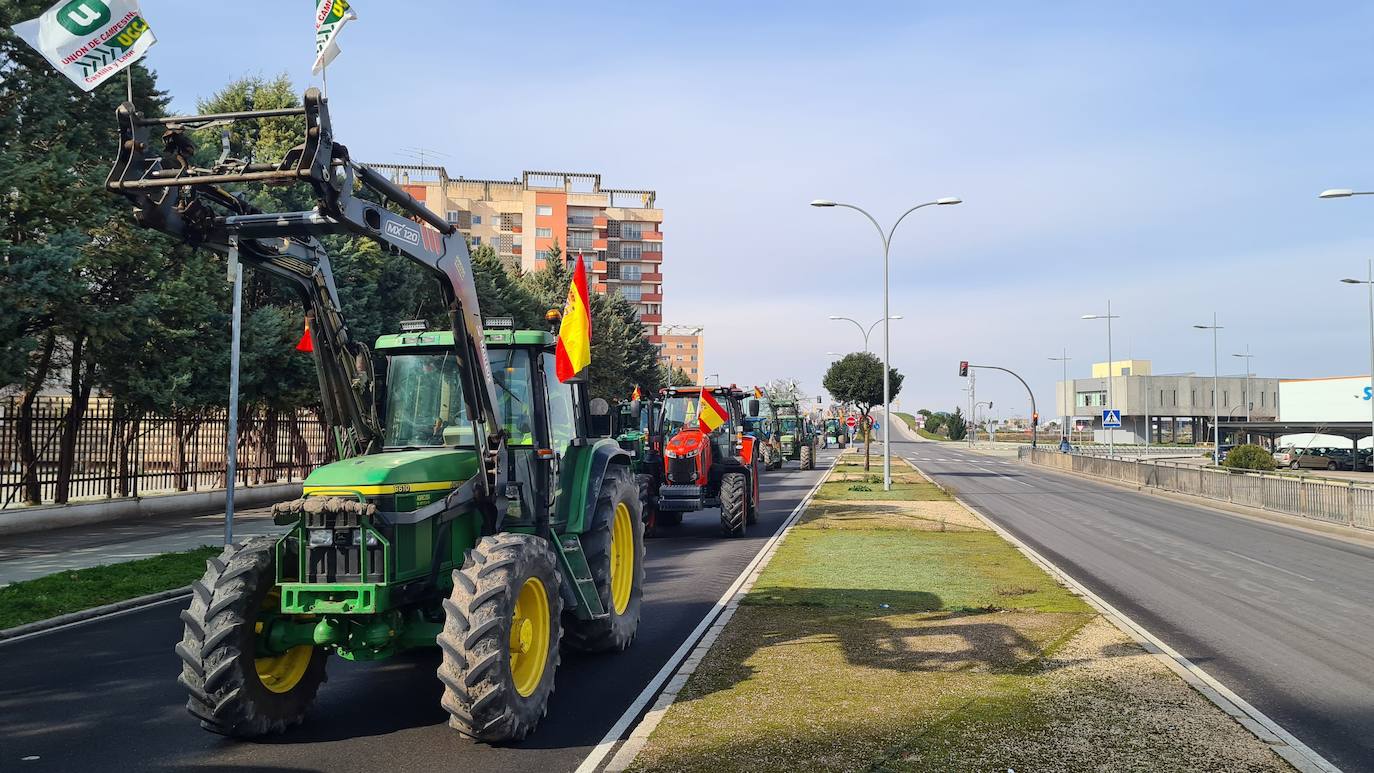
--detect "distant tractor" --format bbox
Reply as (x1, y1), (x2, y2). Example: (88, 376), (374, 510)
(823, 418), (847, 449)
(650, 386), (762, 536)
(742, 394), (782, 471)
(614, 398), (673, 536)
(773, 401), (819, 470)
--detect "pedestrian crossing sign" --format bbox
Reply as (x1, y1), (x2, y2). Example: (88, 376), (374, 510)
(1102, 409), (1122, 428)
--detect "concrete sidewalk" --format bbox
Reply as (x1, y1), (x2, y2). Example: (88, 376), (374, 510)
(0, 507), (282, 587)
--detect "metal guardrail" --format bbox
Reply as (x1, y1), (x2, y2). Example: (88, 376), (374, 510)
(1020, 448), (1374, 531)
(1069, 445), (1205, 458)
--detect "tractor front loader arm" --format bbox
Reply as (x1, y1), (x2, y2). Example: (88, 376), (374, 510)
(106, 88), (506, 512)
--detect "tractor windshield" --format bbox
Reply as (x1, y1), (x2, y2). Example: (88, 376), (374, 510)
(660, 395), (704, 436)
(779, 418), (800, 434)
(489, 349), (536, 446)
(383, 352), (472, 448)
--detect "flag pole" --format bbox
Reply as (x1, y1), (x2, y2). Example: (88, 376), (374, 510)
(125, 67), (133, 103)
(224, 238), (243, 547)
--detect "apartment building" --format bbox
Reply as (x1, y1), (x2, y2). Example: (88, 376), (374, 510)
(367, 165), (665, 341)
(659, 325), (704, 381)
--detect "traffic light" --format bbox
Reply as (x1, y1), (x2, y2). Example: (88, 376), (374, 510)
(1032, 412), (1039, 425)
(958, 361), (968, 377)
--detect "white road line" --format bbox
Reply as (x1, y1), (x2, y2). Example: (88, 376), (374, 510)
(576, 456), (837, 773)
(905, 466), (1341, 773)
(1225, 550), (1317, 583)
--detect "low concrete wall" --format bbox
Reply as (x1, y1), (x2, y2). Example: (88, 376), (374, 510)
(0, 483), (303, 538)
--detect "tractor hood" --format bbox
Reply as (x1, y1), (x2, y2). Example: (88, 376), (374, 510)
(665, 428), (708, 458)
(303, 449), (479, 497)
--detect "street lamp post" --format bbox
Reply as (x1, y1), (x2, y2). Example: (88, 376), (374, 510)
(812, 196), (962, 491)
(1231, 346), (1254, 423)
(1048, 350), (1071, 442)
(1193, 313), (1223, 464)
(975, 400), (993, 443)
(1082, 302), (1120, 455)
(1321, 189), (1374, 470)
(829, 315), (903, 352)
(1340, 262), (1374, 471)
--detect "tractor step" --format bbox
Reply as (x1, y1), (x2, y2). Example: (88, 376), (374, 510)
(555, 534), (608, 620)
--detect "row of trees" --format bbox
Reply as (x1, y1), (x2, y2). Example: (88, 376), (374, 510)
(919, 408), (967, 441)
(0, 8), (670, 505)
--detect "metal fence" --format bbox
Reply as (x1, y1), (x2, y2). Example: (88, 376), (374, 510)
(1020, 448), (1374, 531)
(0, 397), (331, 509)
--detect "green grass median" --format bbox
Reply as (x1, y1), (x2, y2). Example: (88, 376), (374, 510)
(0, 546), (217, 630)
(629, 454), (1291, 773)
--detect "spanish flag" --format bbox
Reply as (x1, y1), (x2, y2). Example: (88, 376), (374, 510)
(295, 316), (314, 353)
(753, 386), (763, 399)
(698, 390), (728, 433)
(555, 254), (592, 382)
(632, 386), (642, 401)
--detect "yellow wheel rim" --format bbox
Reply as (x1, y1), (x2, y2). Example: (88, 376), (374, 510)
(609, 501), (635, 615)
(255, 589), (313, 694)
(509, 576), (551, 698)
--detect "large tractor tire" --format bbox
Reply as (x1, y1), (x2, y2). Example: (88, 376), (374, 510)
(565, 466), (645, 652)
(438, 533), (562, 743)
(800, 444), (814, 471)
(176, 537), (328, 738)
(720, 472), (748, 537)
(638, 473), (663, 538)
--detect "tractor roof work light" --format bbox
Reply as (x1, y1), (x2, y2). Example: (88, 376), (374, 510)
(399, 319), (428, 332)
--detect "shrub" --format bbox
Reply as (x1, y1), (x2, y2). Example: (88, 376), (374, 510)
(848, 484), (873, 492)
(1223, 444), (1276, 471)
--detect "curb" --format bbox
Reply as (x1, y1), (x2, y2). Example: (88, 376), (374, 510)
(905, 458), (1341, 773)
(0, 586), (191, 644)
(576, 453), (840, 773)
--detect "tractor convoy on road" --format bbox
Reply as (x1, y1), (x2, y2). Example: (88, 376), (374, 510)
(105, 91), (836, 744)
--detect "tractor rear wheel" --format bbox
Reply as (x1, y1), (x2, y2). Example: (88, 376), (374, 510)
(438, 533), (562, 742)
(800, 444), (814, 470)
(176, 537), (328, 738)
(638, 473), (662, 538)
(720, 472), (747, 537)
(565, 466), (645, 652)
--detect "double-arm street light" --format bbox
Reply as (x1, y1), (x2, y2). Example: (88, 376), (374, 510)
(812, 196), (962, 491)
(1081, 302), (1120, 455)
(1193, 313), (1223, 464)
(830, 315), (903, 352)
(1321, 188), (1374, 470)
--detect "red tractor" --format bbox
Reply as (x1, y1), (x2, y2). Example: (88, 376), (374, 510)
(643, 385), (761, 537)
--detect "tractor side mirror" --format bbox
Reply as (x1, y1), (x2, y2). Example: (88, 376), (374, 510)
(588, 398), (612, 437)
(630, 399), (642, 421)
(748, 399), (760, 417)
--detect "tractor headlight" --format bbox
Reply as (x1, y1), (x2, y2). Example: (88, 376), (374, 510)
(665, 448), (700, 459)
(308, 529), (334, 547)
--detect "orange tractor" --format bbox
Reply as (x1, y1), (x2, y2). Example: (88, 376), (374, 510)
(643, 386), (762, 537)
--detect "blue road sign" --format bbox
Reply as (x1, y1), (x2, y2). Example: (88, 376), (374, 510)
(872, 420), (881, 430)
(1102, 409), (1122, 428)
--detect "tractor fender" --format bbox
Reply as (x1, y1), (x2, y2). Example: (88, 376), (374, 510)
(738, 434), (757, 467)
(558, 438), (632, 534)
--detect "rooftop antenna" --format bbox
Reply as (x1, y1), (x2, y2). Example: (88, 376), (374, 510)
(397, 146), (451, 175)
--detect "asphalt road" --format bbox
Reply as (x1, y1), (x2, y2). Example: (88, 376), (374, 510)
(895, 430), (1374, 772)
(0, 452), (835, 773)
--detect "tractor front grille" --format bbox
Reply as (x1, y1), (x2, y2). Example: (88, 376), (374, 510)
(667, 456), (697, 485)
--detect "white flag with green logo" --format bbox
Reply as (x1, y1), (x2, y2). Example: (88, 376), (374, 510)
(11, 0), (156, 93)
(313, 0), (358, 75)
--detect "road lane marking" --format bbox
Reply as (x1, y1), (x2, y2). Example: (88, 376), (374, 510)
(581, 454), (838, 773)
(1224, 550), (1317, 582)
(904, 466), (1341, 773)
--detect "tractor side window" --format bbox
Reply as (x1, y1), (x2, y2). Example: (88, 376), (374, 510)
(542, 353), (577, 457)
(490, 349), (536, 445)
(383, 352), (471, 448)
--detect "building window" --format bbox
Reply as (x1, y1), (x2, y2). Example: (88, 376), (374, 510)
(643, 241), (661, 253)
(536, 227), (553, 238)
(472, 215), (482, 225)
(622, 264), (642, 281)
(447, 210), (460, 222)
(1076, 391), (1106, 408)
(569, 233), (593, 250)
(1223, 390), (1228, 407)
(536, 250), (551, 261)
(621, 244), (642, 261)
(472, 236), (482, 245)
(536, 205), (553, 216)
(1261, 391), (1265, 407)
(1172, 389), (1177, 406)
(621, 223), (642, 240)
(621, 285), (643, 302)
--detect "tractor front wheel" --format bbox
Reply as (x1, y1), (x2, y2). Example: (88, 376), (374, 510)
(720, 472), (748, 537)
(438, 533), (562, 742)
(800, 444), (814, 470)
(565, 466), (645, 652)
(175, 537), (328, 738)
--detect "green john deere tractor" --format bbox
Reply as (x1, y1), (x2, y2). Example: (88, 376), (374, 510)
(109, 91), (644, 742)
(823, 418), (847, 449)
(774, 401), (819, 470)
(742, 393), (782, 471)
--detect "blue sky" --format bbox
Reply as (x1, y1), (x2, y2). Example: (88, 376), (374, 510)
(136, 1), (1374, 419)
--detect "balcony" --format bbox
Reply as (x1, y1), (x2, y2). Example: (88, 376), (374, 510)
(641, 293), (663, 303)
(568, 215), (596, 228)
(594, 216), (608, 229)
(593, 238), (608, 250)
(639, 313), (663, 324)
(642, 272), (663, 283)
(641, 252), (663, 263)
(592, 260), (608, 273)
(512, 245), (523, 255)
(595, 283), (608, 293)
(642, 230), (663, 241)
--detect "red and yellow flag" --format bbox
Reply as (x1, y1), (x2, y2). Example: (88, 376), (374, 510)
(632, 386), (642, 401)
(555, 254), (592, 382)
(698, 390), (728, 433)
(295, 316), (314, 353)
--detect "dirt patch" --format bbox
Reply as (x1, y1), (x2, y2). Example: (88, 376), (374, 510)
(800, 500), (990, 532)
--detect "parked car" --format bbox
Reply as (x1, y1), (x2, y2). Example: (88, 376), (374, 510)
(1272, 447), (1295, 467)
(1282, 447), (1345, 471)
